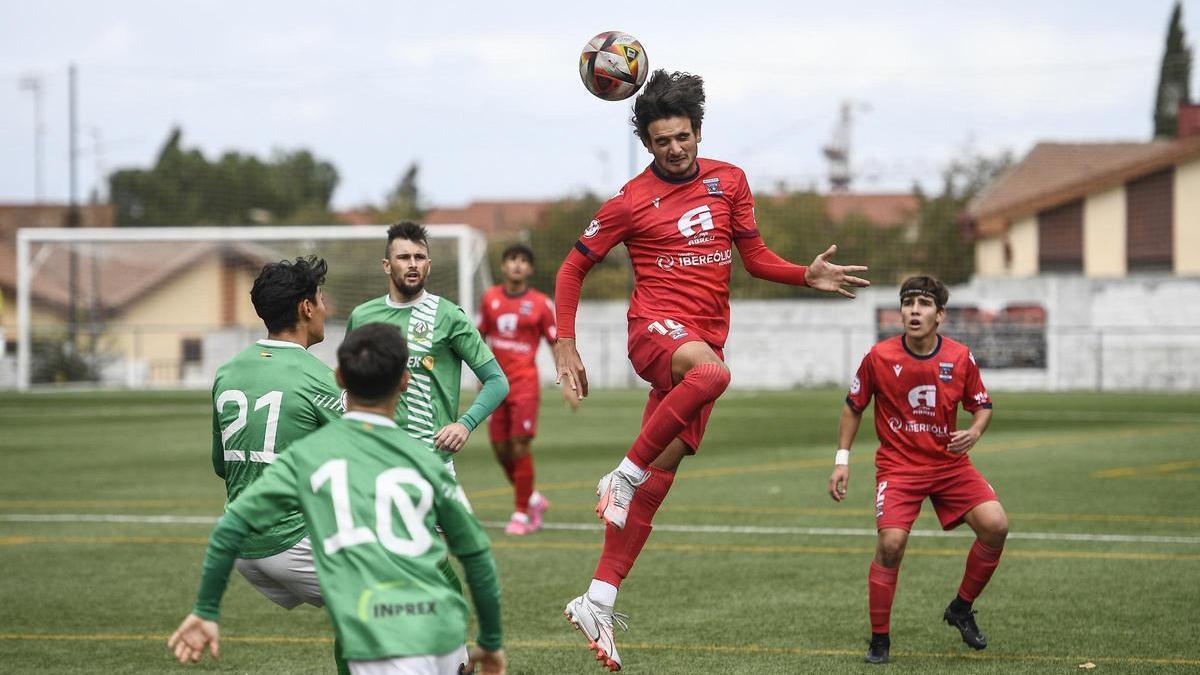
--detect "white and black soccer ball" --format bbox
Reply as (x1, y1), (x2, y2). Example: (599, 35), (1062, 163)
(578, 31), (649, 101)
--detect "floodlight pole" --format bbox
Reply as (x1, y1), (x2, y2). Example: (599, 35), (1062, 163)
(67, 63), (80, 351)
(18, 75), (45, 202)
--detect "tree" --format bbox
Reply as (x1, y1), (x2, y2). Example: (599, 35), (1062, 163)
(919, 148), (1014, 285)
(109, 127), (340, 226)
(1155, 0), (1193, 138)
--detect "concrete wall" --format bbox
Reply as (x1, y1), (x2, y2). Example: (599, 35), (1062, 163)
(555, 277), (1200, 392)
(1176, 156), (1200, 276)
(1083, 186), (1126, 277)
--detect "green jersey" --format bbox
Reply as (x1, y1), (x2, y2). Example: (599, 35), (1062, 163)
(211, 339), (343, 558)
(224, 412), (493, 660)
(346, 293), (495, 460)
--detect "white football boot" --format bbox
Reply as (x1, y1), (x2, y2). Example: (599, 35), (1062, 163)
(595, 470), (640, 529)
(564, 593), (629, 672)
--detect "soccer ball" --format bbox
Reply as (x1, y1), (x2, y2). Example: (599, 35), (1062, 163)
(578, 31), (649, 101)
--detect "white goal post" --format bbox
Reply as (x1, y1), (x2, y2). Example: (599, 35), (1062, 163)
(15, 224), (491, 391)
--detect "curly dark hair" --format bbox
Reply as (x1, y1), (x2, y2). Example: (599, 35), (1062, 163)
(631, 70), (706, 143)
(337, 323), (409, 403)
(501, 243), (534, 266)
(386, 220), (429, 256)
(900, 275), (950, 309)
(250, 256), (327, 333)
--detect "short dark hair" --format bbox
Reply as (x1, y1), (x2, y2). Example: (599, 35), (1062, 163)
(501, 243), (534, 266)
(900, 275), (950, 309)
(250, 256), (327, 333)
(631, 70), (706, 143)
(337, 323), (409, 403)
(386, 220), (429, 256)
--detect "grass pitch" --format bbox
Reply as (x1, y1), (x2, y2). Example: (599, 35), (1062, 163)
(1, 387), (1198, 673)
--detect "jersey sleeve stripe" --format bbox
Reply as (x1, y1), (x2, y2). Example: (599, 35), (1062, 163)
(845, 395), (864, 413)
(574, 240), (601, 262)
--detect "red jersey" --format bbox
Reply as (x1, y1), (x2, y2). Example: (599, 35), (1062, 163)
(846, 334), (992, 474)
(477, 285), (556, 396)
(572, 158), (760, 348)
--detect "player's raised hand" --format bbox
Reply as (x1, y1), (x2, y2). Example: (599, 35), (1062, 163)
(463, 646), (507, 674)
(828, 465), (850, 502)
(167, 613), (219, 664)
(947, 428), (980, 455)
(553, 338), (589, 401)
(434, 422), (471, 454)
(805, 245), (870, 298)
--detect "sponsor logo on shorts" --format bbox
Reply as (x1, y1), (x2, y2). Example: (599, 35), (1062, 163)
(875, 481), (888, 519)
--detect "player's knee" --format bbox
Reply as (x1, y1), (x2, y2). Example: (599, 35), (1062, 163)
(689, 362), (731, 399)
(876, 537), (906, 566)
(987, 517), (1009, 545)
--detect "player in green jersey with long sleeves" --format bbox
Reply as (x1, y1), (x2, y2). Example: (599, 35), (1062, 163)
(171, 323), (506, 674)
(346, 221), (509, 471)
(211, 256), (344, 611)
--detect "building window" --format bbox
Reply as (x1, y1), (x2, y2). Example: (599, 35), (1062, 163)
(181, 338), (203, 364)
(1037, 200), (1083, 272)
(1126, 168), (1173, 272)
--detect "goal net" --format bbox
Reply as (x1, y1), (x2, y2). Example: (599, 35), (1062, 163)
(13, 225), (490, 390)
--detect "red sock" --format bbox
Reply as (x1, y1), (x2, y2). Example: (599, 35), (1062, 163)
(593, 466), (675, 586)
(511, 454), (534, 513)
(627, 363), (729, 468)
(868, 562), (900, 634)
(498, 456), (516, 485)
(957, 540), (1003, 602)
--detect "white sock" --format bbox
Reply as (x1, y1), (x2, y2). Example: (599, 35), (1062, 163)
(616, 457), (647, 484)
(588, 579), (618, 608)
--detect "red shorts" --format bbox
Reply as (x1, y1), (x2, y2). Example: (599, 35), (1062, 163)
(627, 317), (724, 453)
(873, 462), (998, 532)
(487, 395), (539, 443)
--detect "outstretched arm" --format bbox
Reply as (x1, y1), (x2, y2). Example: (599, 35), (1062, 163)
(737, 235), (870, 298)
(167, 511), (252, 664)
(554, 248), (594, 401)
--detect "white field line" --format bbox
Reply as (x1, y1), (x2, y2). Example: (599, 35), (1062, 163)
(2, 513), (1198, 545)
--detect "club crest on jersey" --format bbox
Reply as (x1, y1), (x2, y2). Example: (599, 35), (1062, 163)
(519, 300), (534, 316)
(703, 177), (723, 195)
(939, 362), (954, 382)
(584, 219), (600, 238)
(421, 355), (436, 370)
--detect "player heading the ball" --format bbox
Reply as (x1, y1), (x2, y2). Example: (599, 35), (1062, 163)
(554, 69), (870, 671)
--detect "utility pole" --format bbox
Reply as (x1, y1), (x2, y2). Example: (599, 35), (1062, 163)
(18, 75), (45, 202)
(67, 63), (80, 352)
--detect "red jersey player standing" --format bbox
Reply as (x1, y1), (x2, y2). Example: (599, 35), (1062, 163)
(477, 243), (558, 536)
(829, 276), (1008, 664)
(554, 70), (870, 672)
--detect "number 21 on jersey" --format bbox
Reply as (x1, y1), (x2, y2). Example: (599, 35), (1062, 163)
(216, 389), (282, 464)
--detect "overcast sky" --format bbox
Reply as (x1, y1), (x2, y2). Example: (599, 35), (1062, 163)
(1, 1), (1195, 210)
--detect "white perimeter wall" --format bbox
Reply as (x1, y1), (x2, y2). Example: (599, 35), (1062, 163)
(548, 276), (1200, 392)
